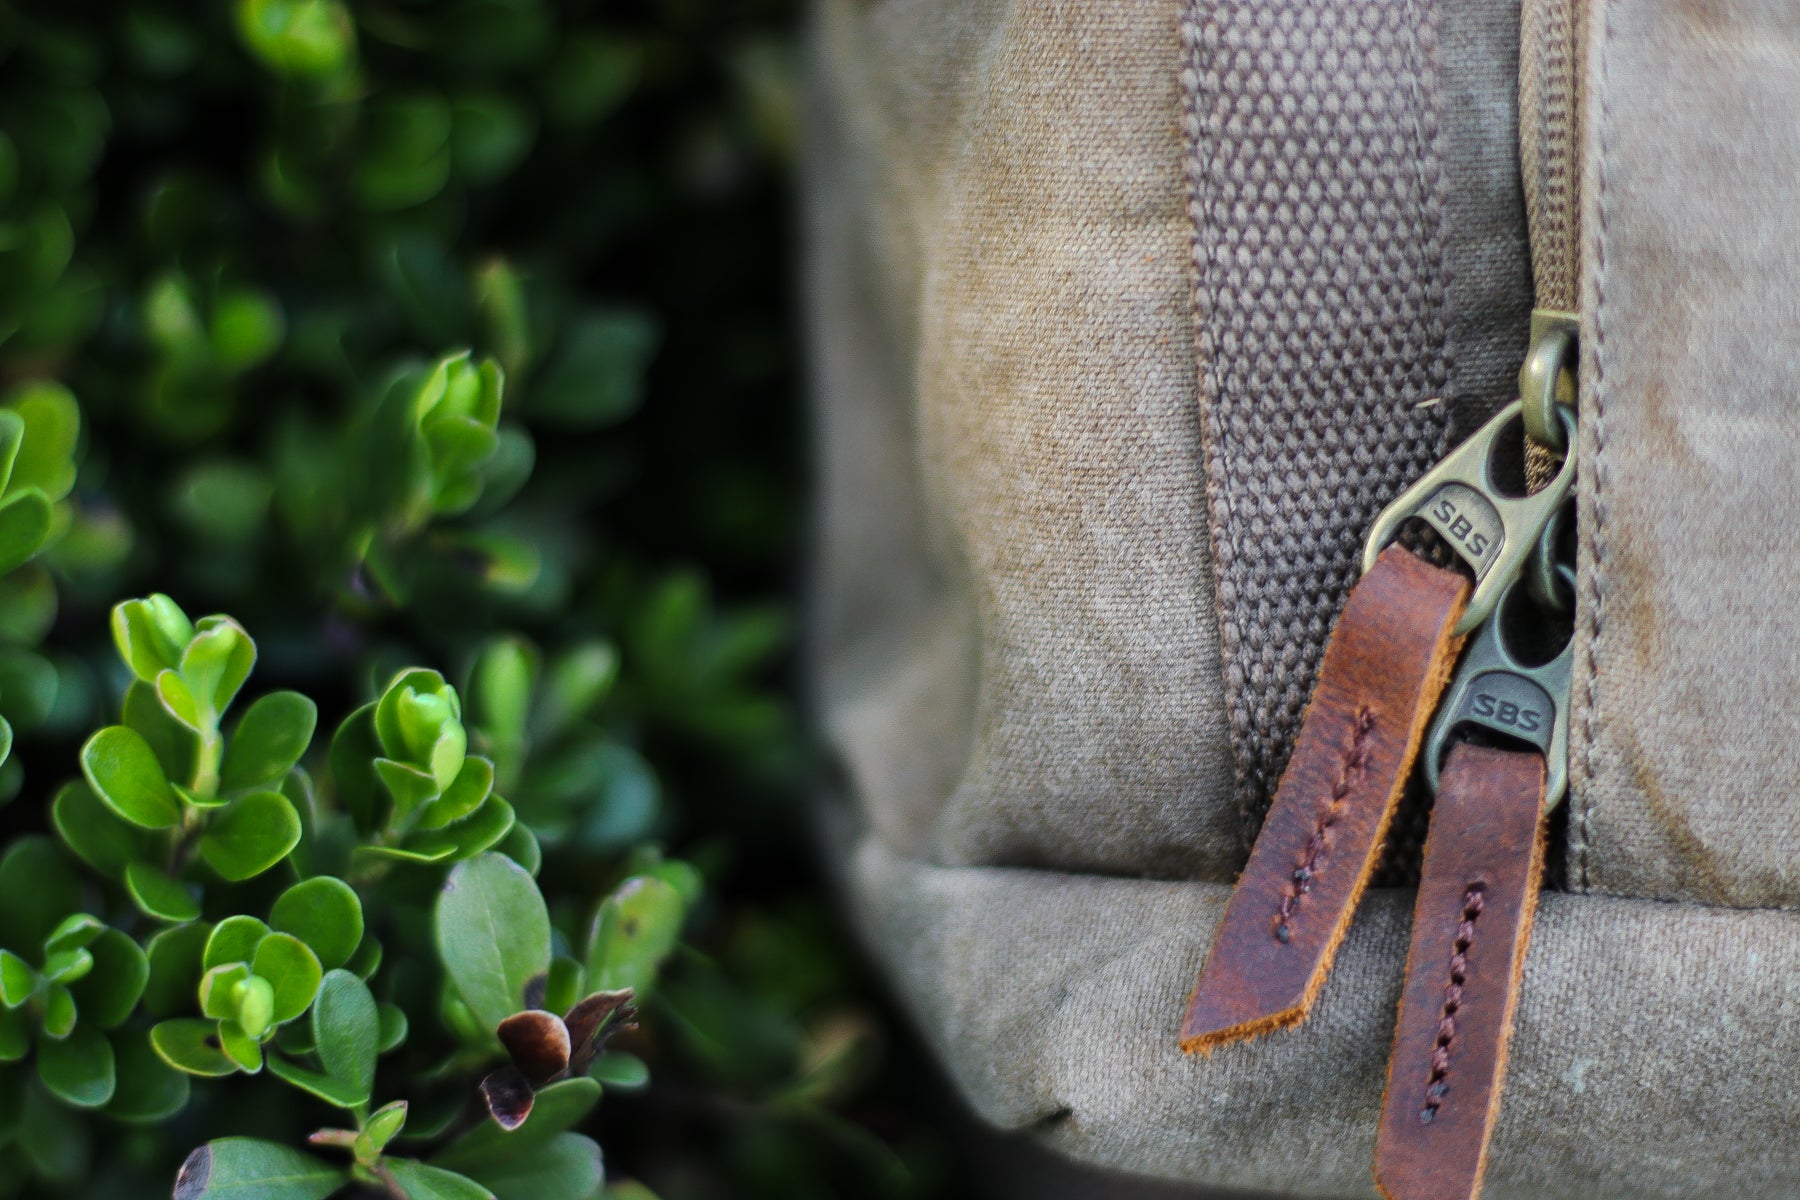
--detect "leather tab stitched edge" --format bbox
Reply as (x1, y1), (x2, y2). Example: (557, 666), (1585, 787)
(1181, 545), (1471, 1052)
(1374, 742), (1549, 1200)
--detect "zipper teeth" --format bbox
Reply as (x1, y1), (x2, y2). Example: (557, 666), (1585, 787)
(1520, 0), (1583, 311)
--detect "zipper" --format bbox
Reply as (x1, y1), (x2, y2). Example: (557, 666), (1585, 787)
(1373, 2), (1586, 1192)
(1185, 3), (1587, 1193)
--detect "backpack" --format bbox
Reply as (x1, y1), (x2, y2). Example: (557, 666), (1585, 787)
(807, 0), (1799, 1195)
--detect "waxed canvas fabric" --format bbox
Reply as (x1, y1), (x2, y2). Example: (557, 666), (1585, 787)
(1566, 0), (1800, 909)
(804, 0), (1800, 1195)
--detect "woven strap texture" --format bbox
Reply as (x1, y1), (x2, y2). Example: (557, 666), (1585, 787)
(1180, 0), (1529, 869)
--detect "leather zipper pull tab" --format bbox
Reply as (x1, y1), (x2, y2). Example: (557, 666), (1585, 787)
(1181, 544), (1469, 1051)
(1374, 741), (1549, 1200)
(1376, 569), (1573, 1200)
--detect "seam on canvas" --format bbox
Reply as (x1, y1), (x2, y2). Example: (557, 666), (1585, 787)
(1399, 0), (1457, 456)
(1177, 1), (1253, 846)
(1578, 0), (1615, 894)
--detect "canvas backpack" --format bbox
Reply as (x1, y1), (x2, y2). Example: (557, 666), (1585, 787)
(805, 0), (1800, 1196)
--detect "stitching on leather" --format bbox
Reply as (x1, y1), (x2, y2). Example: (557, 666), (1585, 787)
(1578, 0), (1615, 893)
(1272, 708), (1376, 943)
(1419, 883), (1487, 1123)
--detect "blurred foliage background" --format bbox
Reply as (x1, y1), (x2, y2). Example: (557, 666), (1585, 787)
(0, 0), (979, 1196)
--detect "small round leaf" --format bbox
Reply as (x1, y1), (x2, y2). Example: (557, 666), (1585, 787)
(150, 1019), (236, 1078)
(107, 1027), (191, 1122)
(36, 1024), (115, 1108)
(310, 969), (377, 1106)
(250, 933), (321, 1024)
(81, 726), (181, 830)
(67, 929), (148, 1030)
(125, 862), (201, 923)
(204, 916), (269, 971)
(269, 877), (362, 971)
(220, 691), (317, 792)
(198, 790), (301, 881)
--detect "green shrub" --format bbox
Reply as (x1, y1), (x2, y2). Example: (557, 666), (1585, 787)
(0, 3), (909, 1199)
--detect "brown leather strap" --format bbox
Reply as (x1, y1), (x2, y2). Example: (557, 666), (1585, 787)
(1182, 546), (1469, 1052)
(1374, 742), (1548, 1200)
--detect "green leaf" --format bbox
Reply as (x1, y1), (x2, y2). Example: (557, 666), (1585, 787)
(586, 876), (684, 995)
(252, 933), (323, 1024)
(234, 976), (276, 1039)
(37, 1024), (115, 1108)
(150, 1019), (236, 1077)
(107, 1027), (191, 1121)
(219, 1020), (264, 1073)
(221, 691), (317, 791)
(435, 853), (551, 1032)
(0, 837), (80, 950)
(156, 668), (204, 731)
(468, 636), (537, 779)
(81, 726), (182, 829)
(5, 381), (79, 502)
(375, 757), (441, 818)
(45, 912), (105, 956)
(145, 923), (210, 1017)
(375, 668), (466, 791)
(201, 964), (252, 1020)
(311, 969), (377, 1106)
(205, 916), (271, 970)
(415, 795), (515, 862)
(377, 1002), (408, 1052)
(389, 1160), (495, 1200)
(450, 92), (535, 185)
(270, 877), (363, 970)
(125, 861), (201, 922)
(200, 789), (302, 880)
(434, 1077), (600, 1171)
(67, 928), (149, 1030)
(182, 617), (256, 715)
(266, 1053), (366, 1109)
(330, 703), (383, 834)
(0, 951), (33, 1007)
(19, 1077), (91, 1182)
(587, 1051), (648, 1090)
(0, 488), (53, 575)
(0, 401), (25, 496)
(460, 1132), (603, 1200)
(42, 982), (75, 1037)
(365, 1099), (407, 1151)
(40, 947), (93, 985)
(173, 1137), (346, 1200)
(111, 595), (193, 684)
(209, 288), (285, 372)
(354, 92), (453, 212)
(417, 756), (495, 830)
(123, 678), (201, 787)
(531, 309), (658, 430)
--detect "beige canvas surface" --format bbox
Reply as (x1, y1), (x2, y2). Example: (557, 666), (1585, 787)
(1566, 0), (1800, 908)
(805, 0), (1800, 1194)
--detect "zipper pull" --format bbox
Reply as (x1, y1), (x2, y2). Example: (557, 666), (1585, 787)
(1374, 568), (1574, 1200)
(1363, 395), (1576, 635)
(1182, 404), (1574, 1053)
